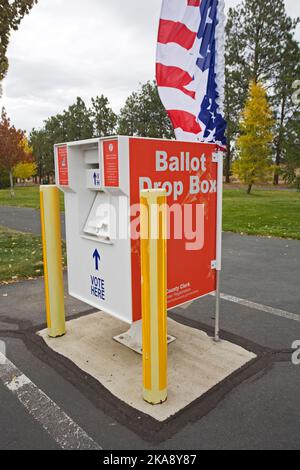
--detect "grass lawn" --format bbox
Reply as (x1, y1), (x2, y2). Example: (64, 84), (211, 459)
(223, 189), (300, 240)
(0, 185), (300, 240)
(0, 186), (65, 211)
(0, 225), (66, 284)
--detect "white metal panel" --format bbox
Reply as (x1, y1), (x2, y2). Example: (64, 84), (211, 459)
(59, 138), (133, 324)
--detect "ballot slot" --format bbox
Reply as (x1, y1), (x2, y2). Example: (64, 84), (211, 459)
(83, 192), (113, 242)
(84, 149), (98, 165)
(80, 146), (114, 242)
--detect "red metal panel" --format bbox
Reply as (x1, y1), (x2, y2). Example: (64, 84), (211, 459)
(129, 138), (218, 322)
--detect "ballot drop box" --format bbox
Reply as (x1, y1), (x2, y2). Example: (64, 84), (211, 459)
(54, 136), (222, 325)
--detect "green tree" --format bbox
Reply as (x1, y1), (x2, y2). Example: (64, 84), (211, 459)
(91, 95), (117, 137)
(63, 97), (93, 141)
(41, 114), (67, 180)
(0, 169), (10, 188)
(29, 128), (53, 182)
(224, 8), (249, 182)
(118, 81), (175, 139)
(44, 114), (67, 145)
(273, 36), (300, 184)
(281, 113), (300, 190)
(233, 0), (296, 84)
(29, 97), (101, 182)
(233, 82), (275, 194)
(224, 0), (298, 182)
(0, 0), (38, 85)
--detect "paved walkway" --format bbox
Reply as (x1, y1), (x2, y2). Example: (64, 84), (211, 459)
(0, 205), (299, 449)
(0, 206), (65, 238)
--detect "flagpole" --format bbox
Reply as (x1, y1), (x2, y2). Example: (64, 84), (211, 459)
(213, 0), (226, 342)
(215, 271), (221, 342)
(214, 149), (224, 342)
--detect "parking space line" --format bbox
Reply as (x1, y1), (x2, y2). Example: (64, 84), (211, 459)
(213, 293), (300, 323)
(0, 352), (102, 450)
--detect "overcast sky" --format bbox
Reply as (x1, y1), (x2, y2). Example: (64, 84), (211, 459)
(1, 0), (300, 134)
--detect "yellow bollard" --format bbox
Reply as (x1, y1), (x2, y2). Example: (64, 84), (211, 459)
(140, 189), (167, 405)
(40, 186), (66, 338)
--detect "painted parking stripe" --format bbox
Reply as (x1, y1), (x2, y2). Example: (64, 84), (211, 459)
(0, 352), (102, 450)
(211, 293), (300, 323)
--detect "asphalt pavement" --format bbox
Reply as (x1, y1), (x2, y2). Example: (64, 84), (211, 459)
(0, 206), (66, 238)
(0, 205), (299, 450)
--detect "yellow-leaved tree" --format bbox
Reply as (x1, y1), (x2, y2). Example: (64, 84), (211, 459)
(13, 137), (36, 184)
(233, 81), (275, 194)
(19, 137), (33, 156)
(13, 162), (37, 182)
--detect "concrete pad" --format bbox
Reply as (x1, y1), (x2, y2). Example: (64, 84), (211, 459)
(38, 312), (256, 422)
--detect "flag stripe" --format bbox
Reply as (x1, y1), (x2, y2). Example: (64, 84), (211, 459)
(167, 110), (202, 134)
(172, 129), (204, 142)
(160, 0), (201, 32)
(158, 86), (198, 114)
(158, 19), (197, 50)
(156, 64), (196, 99)
(157, 41), (201, 77)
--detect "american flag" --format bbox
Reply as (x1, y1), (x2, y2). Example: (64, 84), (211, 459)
(156, 0), (227, 145)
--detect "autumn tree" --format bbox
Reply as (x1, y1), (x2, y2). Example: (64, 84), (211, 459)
(13, 161), (37, 182)
(19, 136), (33, 155)
(14, 137), (35, 182)
(0, 0), (38, 87)
(233, 82), (275, 194)
(0, 109), (30, 196)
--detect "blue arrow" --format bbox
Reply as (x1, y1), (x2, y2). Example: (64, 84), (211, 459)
(93, 249), (100, 271)
(93, 172), (97, 185)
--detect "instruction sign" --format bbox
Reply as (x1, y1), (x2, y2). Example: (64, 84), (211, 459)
(103, 140), (119, 188)
(57, 145), (69, 186)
